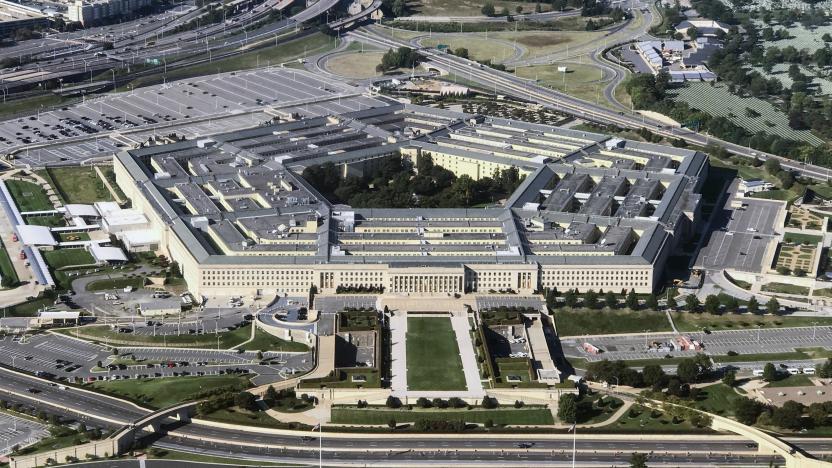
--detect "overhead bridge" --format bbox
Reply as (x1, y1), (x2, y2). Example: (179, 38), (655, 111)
(329, 0), (382, 30)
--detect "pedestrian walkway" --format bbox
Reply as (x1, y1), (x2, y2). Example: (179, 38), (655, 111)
(389, 312), (408, 395)
(450, 315), (484, 397)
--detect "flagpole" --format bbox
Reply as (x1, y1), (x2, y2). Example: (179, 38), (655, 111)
(319, 419), (322, 468)
(571, 422), (576, 468)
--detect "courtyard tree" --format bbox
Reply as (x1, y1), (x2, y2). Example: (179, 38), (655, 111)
(763, 362), (779, 382)
(625, 289), (639, 310)
(703, 294), (721, 315)
(685, 295), (700, 312)
(558, 393), (577, 424)
(766, 297), (781, 315)
(604, 290), (618, 309)
(583, 289), (599, 309)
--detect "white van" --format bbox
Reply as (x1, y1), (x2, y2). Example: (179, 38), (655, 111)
(753, 369), (765, 377)
(803, 367), (816, 375)
(787, 368), (801, 375)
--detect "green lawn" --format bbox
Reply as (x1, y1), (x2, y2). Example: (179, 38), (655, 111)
(147, 448), (296, 466)
(712, 351), (812, 363)
(42, 249), (95, 269)
(0, 245), (19, 287)
(554, 309), (672, 336)
(0, 94), (67, 119)
(241, 327), (309, 352)
(5, 180), (53, 212)
(58, 322), (308, 351)
(761, 282), (810, 295)
(331, 406), (553, 425)
(91, 375), (252, 409)
(4, 294), (57, 317)
(765, 374), (814, 388)
(204, 407), (294, 429)
(594, 404), (713, 434)
(57, 232), (91, 242)
(86, 276), (147, 292)
(692, 383), (744, 417)
(783, 232), (822, 245)
(672, 313), (832, 332)
(13, 428), (89, 456)
(45, 166), (113, 204)
(406, 317), (467, 391)
(25, 215), (66, 227)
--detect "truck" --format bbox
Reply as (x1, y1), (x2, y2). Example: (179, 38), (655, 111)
(18, 250), (26, 260)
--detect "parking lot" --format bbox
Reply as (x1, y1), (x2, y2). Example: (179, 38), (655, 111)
(563, 325), (832, 362)
(0, 412), (48, 456)
(696, 193), (783, 273)
(3, 67), (390, 166)
(0, 331), (313, 386)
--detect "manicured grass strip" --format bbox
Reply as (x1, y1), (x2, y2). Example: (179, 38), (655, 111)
(672, 313), (832, 332)
(406, 317), (467, 391)
(761, 282), (810, 295)
(765, 374), (814, 388)
(711, 351), (811, 363)
(0, 245), (19, 287)
(554, 309), (672, 337)
(86, 276), (147, 292)
(45, 166), (113, 204)
(24, 215), (66, 227)
(331, 406), (553, 425)
(90, 375), (251, 409)
(42, 249), (96, 269)
(692, 383), (744, 417)
(242, 328), (309, 352)
(5, 180), (53, 212)
(57, 323), (308, 351)
(783, 232), (822, 245)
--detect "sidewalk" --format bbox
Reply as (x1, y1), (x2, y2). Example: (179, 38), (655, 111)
(389, 312), (407, 395)
(450, 315), (484, 397)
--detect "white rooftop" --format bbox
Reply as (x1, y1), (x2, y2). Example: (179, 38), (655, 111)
(16, 224), (57, 246)
(63, 204), (99, 218)
(38, 311), (80, 319)
(121, 229), (160, 245)
(89, 244), (128, 262)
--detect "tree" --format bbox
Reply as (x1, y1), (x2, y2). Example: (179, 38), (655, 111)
(722, 370), (736, 387)
(386, 396), (402, 409)
(723, 296), (740, 314)
(808, 402), (830, 427)
(666, 295), (677, 310)
(685, 295), (700, 312)
(747, 296), (760, 315)
(626, 289), (639, 310)
(762, 362), (779, 382)
(704, 295), (721, 315)
(515, 5), (523, 14)
(564, 289), (578, 308)
(642, 364), (665, 387)
(234, 392), (258, 412)
(629, 452), (649, 468)
(734, 397), (765, 425)
(676, 359), (700, 383)
(558, 393), (577, 424)
(604, 290), (618, 309)
(583, 289), (599, 309)
(772, 401), (804, 430)
(766, 297), (781, 315)
(481, 396), (498, 409)
(816, 358), (832, 378)
(388, 418), (397, 429)
(481, 2), (495, 16)
(453, 47), (469, 59)
(645, 294), (658, 310)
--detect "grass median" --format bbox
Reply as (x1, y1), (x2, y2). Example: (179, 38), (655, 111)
(90, 375), (252, 408)
(673, 313), (832, 332)
(554, 309), (672, 337)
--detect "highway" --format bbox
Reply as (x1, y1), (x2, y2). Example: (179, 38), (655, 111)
(348, 26), (832, 185)
(3, 366), (832, 466)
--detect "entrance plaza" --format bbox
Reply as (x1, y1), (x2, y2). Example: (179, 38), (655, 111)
(390, 311), (485, 398)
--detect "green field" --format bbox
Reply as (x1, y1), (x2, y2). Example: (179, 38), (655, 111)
(5, 180), (53, 212)
(91, 375), (251, 408)
(241, 327), (309, 352)
(42, 249), (95, 269)
(86, 276), (147, 292)
(406, 317), (467, 391)
(554, 309), (672, 336)
(761, 282), (810, 295)
(421, 36), (517, 63)
(0, 244), (19, 287)
(711, 351), (814, 363)
(515, 63), (607, 107)
(692, 383), (744, 417)
(24, 215), (66, 227)
(331, 406), (553, 425)
(58, 323), (308, 351)
(595, 404), (713, 434)
(672, 313), (832, 332)
(44, 166), (113, 204)
(783, 232), (823, 245)
(764, 374), (814, 388)
(5, 294), (57, 317)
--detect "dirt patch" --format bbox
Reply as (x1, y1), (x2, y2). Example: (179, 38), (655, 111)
(515, 35), (569, 48)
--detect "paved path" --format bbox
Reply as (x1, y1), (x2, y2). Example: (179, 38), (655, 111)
(389, 313), (408, 395)
(450, 315), (484, 396)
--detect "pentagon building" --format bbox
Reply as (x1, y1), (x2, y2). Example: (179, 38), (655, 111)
(113, 102), (707, 298)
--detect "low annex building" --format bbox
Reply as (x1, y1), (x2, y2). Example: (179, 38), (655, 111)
(112, 102), (708, 298)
